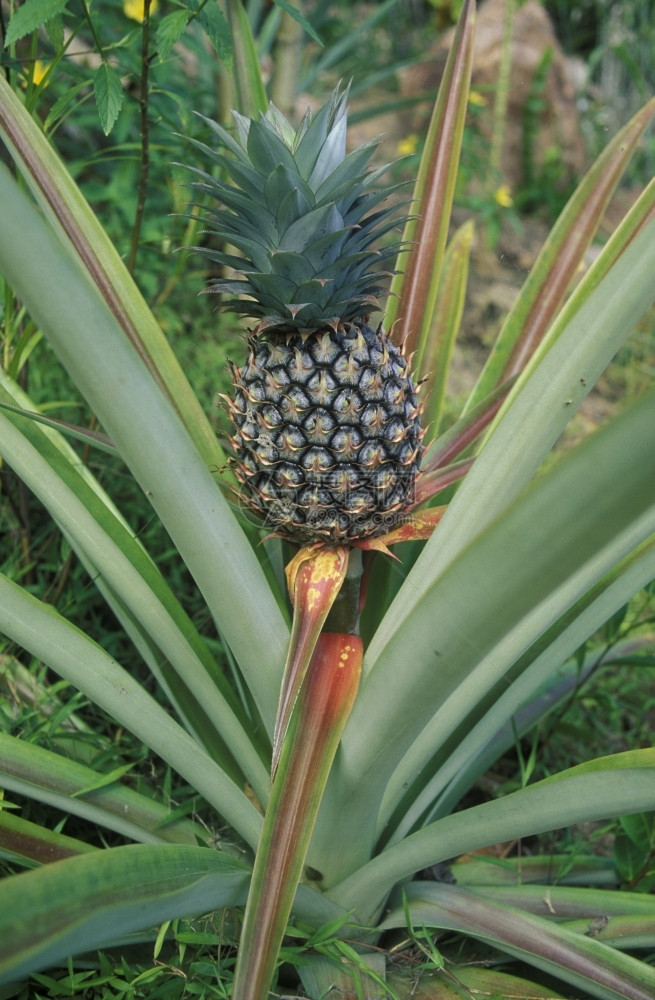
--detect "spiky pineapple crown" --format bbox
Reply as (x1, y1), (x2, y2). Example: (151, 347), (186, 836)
(186, 86), (404, 332)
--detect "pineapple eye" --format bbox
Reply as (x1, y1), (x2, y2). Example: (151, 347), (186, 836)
(302, 408), (336, 437)
(301, 447), (334, 475)
(332, 389), (363, 418)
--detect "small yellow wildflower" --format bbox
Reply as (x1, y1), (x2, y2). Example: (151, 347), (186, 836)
(494, 184), (513, 208)
(21, 60), (49, 88)
(123, 0), (158, 22)
(468, 90), (487, 107)
(397, 133), (419, 157)
(33, 60), (49, 86)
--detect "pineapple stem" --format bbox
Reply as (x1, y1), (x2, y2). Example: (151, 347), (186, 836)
(324, 548), (362, 636)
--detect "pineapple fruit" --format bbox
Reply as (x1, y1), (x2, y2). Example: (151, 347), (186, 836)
(189, 87), (422, 544)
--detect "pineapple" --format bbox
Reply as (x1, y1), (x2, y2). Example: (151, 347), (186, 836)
(189, 87), (422, 545)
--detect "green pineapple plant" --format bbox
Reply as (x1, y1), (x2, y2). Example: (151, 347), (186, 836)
(0, 2), (655, 998)
(186, 87), (423, 545)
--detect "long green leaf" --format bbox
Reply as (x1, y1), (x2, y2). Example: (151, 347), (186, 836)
(385, 0), (475, 374)
(224, 0), (268, 117)
(0, 164), (289, 732)
(310, 387), (655, 884)
(384, 881), (655, 1000)
(0, 75), (222, 472)
(376, 215), (655, 649)
(332, 752), (655, 923)
(0, 809), (96, 867)
(381, 540), (655, 843)
(467, 96), (655, 407)
(0, 735), (204, 847)
(0, 383), (270, 800)
(0, 575), (263, 851)
(0, 844), (250, 985)
(466, 882), (655, 922)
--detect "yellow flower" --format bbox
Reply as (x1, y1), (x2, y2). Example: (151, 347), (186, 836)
(33, 60), (49, 86)
(494, 184), (513, 208)
(468, 90), (487, 107)
(397, 133), (419, 157)
(21, 60), (49, 88)
(123, 0), (158, 22)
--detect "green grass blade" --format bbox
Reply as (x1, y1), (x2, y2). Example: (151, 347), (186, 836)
(0, 575), (263, 851)
(385, 881), (655, 1000)
(0, 844), (250, 986)
(0, 164), (289, 732)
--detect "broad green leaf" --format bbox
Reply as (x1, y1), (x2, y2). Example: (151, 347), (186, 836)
(0, 844), (250, 985)
(93, 63), (124, 136)
(196, 1), (232, 66)
(0, 576), (263, 851)
(619, 811), (655, 852)
(156, 9), (190, 60)
(382, 542), (655, 841)
(384, 882), (655, 1000)
(4, 0), (68, 47)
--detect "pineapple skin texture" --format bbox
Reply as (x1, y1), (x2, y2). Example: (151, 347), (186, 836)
(229, 322), (422, 544)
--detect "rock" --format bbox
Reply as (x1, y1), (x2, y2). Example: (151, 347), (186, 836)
(399, 0), (587, 191)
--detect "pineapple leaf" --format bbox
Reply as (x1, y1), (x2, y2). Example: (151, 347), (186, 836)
(293, 86), (349, 178)
(191, 115), (251, 164)
(278, 202), (344, 254)
(265, 165), (315, 219)
(313, 143), (378, 207)
(247, 120), (298, 179)
(307, 113), (348, 192)
(269, 251), (317, 285)
(276, 183), (317, 236)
